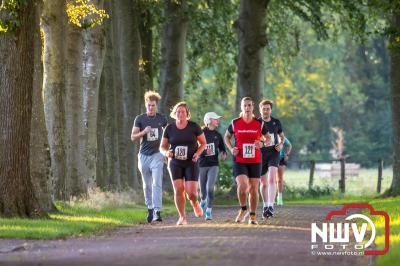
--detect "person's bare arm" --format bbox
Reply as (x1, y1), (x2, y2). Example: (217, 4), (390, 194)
(131, 126), (151, 141)
(275, 132), (285, 152)
(224, 131), (238, 156)
(159, 137), (173, 158)
(192, 133), (207, 162)
(285, 141), (293, 161)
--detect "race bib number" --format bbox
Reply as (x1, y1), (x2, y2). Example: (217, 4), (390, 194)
(146, 128), (159, 141)
(267, 133), (275, 147)
(175, 146), (188, 160)
(205, 143), (215, 156)
(242, 144), (255, 158)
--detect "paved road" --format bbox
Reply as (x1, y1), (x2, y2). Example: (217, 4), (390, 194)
(0, 205), (373, 266)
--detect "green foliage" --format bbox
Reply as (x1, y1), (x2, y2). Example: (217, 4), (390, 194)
(153, 1), (396, 166)
(0, 0), (28, 32)
(283, 183), (336, 200)
(263, 20), (392, 166)
(184, 0), (238, 122)
(217, 160), (234, 190)
(66, 0), (108, 29)
(363, 0), (400, 52)
(286, 194), (375, 205)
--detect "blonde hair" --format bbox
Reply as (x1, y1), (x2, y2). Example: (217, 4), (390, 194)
(170, 101), (191, 120)
(144, 90), (161, 103)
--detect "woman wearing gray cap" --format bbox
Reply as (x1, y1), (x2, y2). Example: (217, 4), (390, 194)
(199, 112), (227, 220)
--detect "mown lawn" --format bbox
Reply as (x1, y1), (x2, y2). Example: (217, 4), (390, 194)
(0, 202), (176, 240)
(284, 168), (393, 195)
(368, 197), (400, 266)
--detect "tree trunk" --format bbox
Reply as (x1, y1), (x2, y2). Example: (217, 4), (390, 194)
(159, 0), (188, 116)
(41, 0), (68, 200)
(97, 0), (122, 189)
(65, 22), (84, 197)
(30, 1), (55, 212)
(80, 0), (106, 191)
(97, 68), (107, 188)
(235, 0), (269, 111)
(111, 0), (124, 189)
(139, 8), (154, 97)
(0, 0), (47, 218)
(115, 0), (142, 189)
(388, 11), (400, 196)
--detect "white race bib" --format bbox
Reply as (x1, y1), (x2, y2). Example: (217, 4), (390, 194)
(205, 143), (215, 156)
(146, 128), (159, 141)
(242, 143), (255, 158)
(267, 133), (275, 147)
(175, 146), (188, 160)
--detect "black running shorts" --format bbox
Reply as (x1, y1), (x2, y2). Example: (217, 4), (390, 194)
(168, 160), (199, 181)
(233, 162), (261, 178)
(261, 147), (280, 175)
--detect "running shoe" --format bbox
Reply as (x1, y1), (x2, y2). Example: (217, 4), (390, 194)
(205, 209), (212, 220)
(147, 208), (154, 223)
(235, 209), (249, 223)
(176, 216), (188, 225)
(153, 210), (162, 222)
(200, 200), (206, 212)
(192, 201), (204, 217)
(262, 206), (274, 219)
(277, 194), (283, 206)
(248, 214), (258, 225)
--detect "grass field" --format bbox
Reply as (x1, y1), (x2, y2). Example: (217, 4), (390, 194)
(0, 202), (177, 239)
(368, 197), (400, 266)
(284, 168), (393, 195)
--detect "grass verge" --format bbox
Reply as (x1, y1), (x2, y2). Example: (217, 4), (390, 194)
(0, 202), (176, 240)
(368, 197), (400, 266)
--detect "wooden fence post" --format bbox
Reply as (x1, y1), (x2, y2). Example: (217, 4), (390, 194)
(339, 158), (345, 193)
(309, 160), (315, 190)
(377, 159), (383, 193)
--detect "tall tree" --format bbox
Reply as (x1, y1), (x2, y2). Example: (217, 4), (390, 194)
(0, 0), (47, 218)
(79, 0), (106, 191)
(64, 20), (84, 196)
(389, 10), (400, 196)
(63, 0), (108, 196)
(159, 0), (188, 115)
(30, 0), (55, 211)
(41, 0), (68, 200)
(115, 0), (142, 189)
(139, 6), (154, 95)
(111, 0), (126, 188)
(97, 0), (122, 189)
(235, 0), (269, 110)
